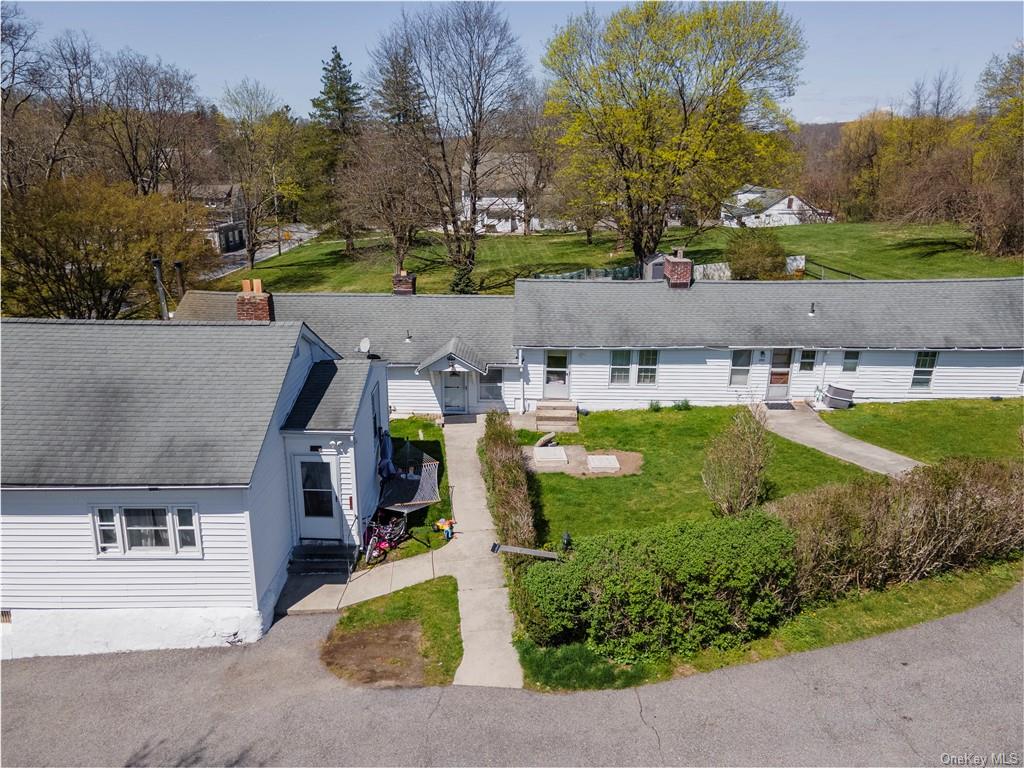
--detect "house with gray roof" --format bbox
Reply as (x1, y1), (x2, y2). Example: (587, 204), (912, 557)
(177, 269), (1024, 416)
(0, 317), (389, 659)
(721, 184), (833, 227)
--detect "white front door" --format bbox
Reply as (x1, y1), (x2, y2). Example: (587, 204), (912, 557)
(442, 372), (467, 414)
(544, 350), (570, 399)
(766, 348), (794, 402)
(293, 454), (343, 542)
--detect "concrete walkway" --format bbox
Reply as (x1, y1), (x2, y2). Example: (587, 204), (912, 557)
(761, 402), (923, 476)
(279, 416), (523, 689)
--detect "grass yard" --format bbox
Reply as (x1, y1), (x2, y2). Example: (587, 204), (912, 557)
(378, 417), (452, 561)
(321, 576), (462, 687)
(206, 222), (1021, 296)
(822, 398), (1024, 464)
(518, 557), (1023, 691)
(529, 408), (867, 545)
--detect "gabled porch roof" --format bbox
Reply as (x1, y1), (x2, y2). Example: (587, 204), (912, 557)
(414, 337), (488, 375)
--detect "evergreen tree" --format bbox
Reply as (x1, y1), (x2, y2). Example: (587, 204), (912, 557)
(310, 46), (364, 140)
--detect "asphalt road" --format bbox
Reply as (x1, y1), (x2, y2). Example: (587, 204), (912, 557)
(2, 585), (1021, 767)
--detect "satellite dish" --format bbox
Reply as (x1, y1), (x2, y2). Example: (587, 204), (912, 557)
(358, 337), (371, 354)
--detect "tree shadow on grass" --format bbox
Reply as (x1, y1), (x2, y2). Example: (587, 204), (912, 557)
(884, 236), (974, 260)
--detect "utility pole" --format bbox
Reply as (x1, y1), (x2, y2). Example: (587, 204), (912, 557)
(151, 256), (169, 320)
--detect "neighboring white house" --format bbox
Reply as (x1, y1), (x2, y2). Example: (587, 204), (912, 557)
(176, 270), (1024, 416)
(721, 184), (834, 228)
(0, 313), (390, 659)
(460, 152), (559, 234)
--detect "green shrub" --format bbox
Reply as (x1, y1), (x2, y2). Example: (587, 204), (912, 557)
(768, 458), (1024, 604)
(479, 412), (537, 569)
(725, 228), (787, 279)
(519, 513), (796, 663)
(701, 408), (773, 516)
(671, 399), (692, 411)
(648, 400), (662, 412)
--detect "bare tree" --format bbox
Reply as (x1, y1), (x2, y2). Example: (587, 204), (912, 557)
(218, 79), (298, 270)
(382, 4), (527, 292)
(500, 80), (559, 235)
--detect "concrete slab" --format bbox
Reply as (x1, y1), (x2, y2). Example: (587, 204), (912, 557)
(276, 575), (347, 615)
(389, 555), (435, 592)
(534, 445), (569, 464)
(434, 529), (497, 561)
(456, 587), (516, 633)
(338, 564), (392, 607)
(434, 557), (508, 590)
(453, 628), (523, 688)
(586, 454), (620, 472)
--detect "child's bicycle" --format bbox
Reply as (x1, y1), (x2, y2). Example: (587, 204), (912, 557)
(363, 512), (409, 566)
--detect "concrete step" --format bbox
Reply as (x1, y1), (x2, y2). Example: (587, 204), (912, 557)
(535, 411), (577, 422)
(536, 399), (576, 412)
(288, 558), (355, 575)
(536, 423), (580, 434)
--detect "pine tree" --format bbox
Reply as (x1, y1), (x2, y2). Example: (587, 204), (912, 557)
(310, 46), (364, 140)
(372, 41), (425, 130)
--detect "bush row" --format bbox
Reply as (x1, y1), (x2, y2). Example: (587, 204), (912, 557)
(768, 458), (1024, 605)
(517, 513), (796, 663)
(479, 412), (537, 558)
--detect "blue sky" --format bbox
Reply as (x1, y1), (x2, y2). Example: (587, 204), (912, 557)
(15, 1), (1023, 123)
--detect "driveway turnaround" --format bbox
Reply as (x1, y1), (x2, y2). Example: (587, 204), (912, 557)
(277, 415), (523, 688)
(2, 585), (1020, 766)
(761, 402), (923, 476)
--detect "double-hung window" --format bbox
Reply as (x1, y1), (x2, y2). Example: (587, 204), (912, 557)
(92, 506), (201, 557)
(636, 350), (658, 385)
(911, 351), (938, 389)
(799, 349), (817, 372)
(843, 351), (860, 372)
(609, 350), (631, 386)
(479, 369), (503, 401)
(729, 350), (752, 386)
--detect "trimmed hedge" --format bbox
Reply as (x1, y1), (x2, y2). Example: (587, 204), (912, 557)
(517, 513), (796, 663)
(479, 412), (537, 555)
(768, 458), (1024, 604)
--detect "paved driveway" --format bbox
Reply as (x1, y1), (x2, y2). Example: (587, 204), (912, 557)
(2, 586), (1021, 767)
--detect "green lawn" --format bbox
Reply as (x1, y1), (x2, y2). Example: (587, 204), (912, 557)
(822, 398), (1024, 464)
(531, 408), (867, 544)
(322, 576), (462, 686)
(378, 417), (452, 561)
(518, 558), (1023, 691)
(207, 222), (1021, 296)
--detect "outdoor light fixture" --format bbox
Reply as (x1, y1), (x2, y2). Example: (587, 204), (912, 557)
(759, 350), (766, 361)
(446, 353), (459, 376)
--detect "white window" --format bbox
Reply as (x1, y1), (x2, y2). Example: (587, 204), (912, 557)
(92, 506), (201, 557)
(843, 351), (860, 372)
(911, 351), (938, 389)
(799, 349), (817, 372)
(609, 350), (631, 386)
(729, 350), (752, 386)
(479, 369), (503, 400)
(637, 350), (658, 385)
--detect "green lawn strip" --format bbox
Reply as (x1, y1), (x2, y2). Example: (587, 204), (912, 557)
(533, 408), (866, 544)
(379, 417), (452, 561)
(331, 576), (462, 686)
(207, 223), (1021, 296)
(518, 558), (1022, 691)
(821, 398), (1024, 463)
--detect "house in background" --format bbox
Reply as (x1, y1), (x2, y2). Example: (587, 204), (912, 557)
(460, 152), (559, 234)
(0, 310), (389, 659)
(721, 184), (834, 228)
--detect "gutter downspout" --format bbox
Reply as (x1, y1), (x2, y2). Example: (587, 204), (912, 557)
(518, 348), (526, 413)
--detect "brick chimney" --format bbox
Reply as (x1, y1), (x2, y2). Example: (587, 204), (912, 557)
(392, 270), (417, 295)
(236, 278), (274, 321)
(663, 255), (693, 289)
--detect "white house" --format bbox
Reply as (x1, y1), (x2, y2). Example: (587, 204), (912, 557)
(176, 267), (1024, 416)
(721, 184), (834, 228)
(0, 312), (390, 659)
(460, 152), (558, 234)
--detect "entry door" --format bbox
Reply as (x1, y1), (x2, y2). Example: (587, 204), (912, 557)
(293, 455), (343, 541)
(442, 372), (467, 414)
(766, 348), (794, 402)
(544, 350), (570, 399)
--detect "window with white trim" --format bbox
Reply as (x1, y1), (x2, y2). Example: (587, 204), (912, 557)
(92, 506), (201, 557)
(911, 351), (938, 389)
(799, 349), (817, 372)
(843, 351), (860, 372)
(479, 368), (503, 400)
(637, 350), (658, 385)
(729, 350), (752, 386)
(609, 350), (631, 386)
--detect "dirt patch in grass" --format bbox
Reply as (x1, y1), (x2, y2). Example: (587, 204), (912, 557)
(321, 619), (426, 687)
(523, 445), (644, 478)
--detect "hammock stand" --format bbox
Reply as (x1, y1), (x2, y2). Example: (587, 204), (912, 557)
(378, 438), (442, 514)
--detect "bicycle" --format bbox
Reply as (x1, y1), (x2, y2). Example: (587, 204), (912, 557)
(363, 512), (409, 565)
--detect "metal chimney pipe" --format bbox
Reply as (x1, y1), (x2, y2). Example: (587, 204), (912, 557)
(151, 256), (169, 320)
(173, 261), (186, 298)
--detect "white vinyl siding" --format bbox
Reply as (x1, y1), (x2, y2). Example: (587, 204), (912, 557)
(386, 366), (442, 414)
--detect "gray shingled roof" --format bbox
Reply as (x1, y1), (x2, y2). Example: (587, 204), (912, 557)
(1, 319), (310, 487)
(175, 291), (517, 365)
(282, 359), (373, 432)
(512, 278), (1024, 350)
(416, 337), (487, 374)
